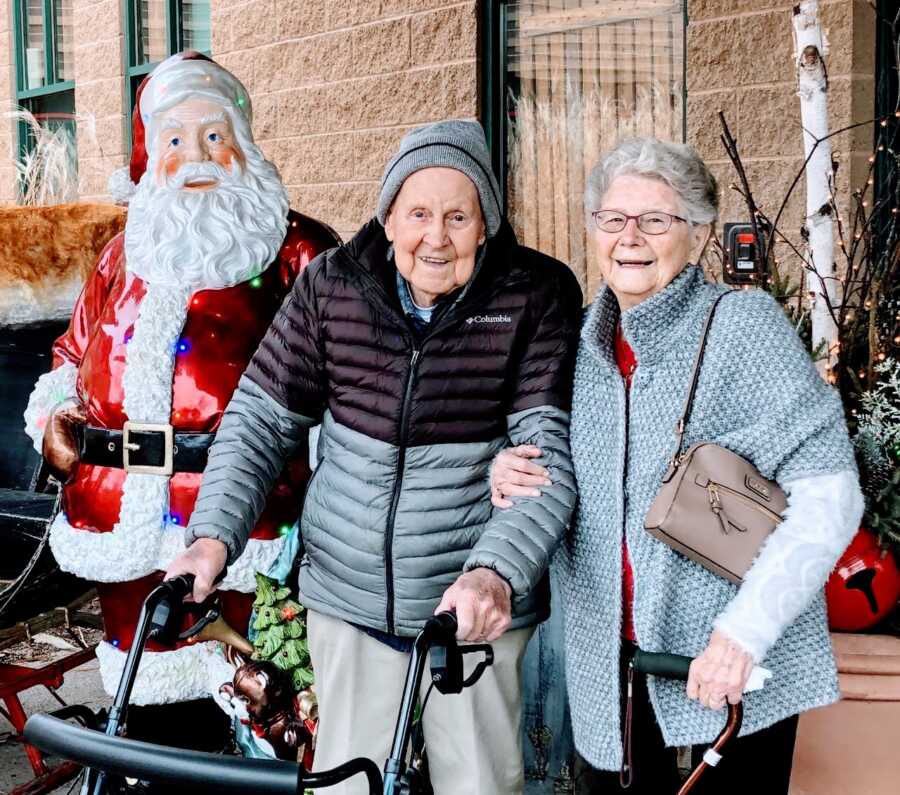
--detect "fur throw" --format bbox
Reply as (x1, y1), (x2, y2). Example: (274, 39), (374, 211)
(0, 203), (126, 325)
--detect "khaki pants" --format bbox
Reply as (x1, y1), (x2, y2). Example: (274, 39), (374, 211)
(308, 610), (534, 795)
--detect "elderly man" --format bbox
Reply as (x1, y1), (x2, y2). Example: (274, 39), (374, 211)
(23, 51), (336, 748)
(167, 119), (582, 793)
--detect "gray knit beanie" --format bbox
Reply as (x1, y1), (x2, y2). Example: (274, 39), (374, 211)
(376, 120), (502, 238)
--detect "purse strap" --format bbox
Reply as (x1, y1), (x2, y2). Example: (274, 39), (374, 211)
(668, 289), (733, 467)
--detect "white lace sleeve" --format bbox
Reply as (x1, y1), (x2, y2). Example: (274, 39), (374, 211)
(712, 470), (863, 662)
(23, 361), (79, 452)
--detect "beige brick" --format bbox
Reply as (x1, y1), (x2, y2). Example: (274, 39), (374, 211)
(276, 41), (305, 88)
(78, 115), (127, 160)
(0, 61), (12, 102)
(380, 0), (468, 18)
(74, 42), (124, 82)
(211, 7), (236, 55)
(742, 158), (807, 231)
(276, 84), (343, 137)
(820, 1), (854, 76)
(688, 12), (794, 91)
(0, 166), (18, 204)
(292, 181), (378, 230)
(217, 49), (259, 96)
(77, 156), (116, 197)
(687, 0), (791, 22)
(345, 68), (446, 129)
(279, 133), (355, 184)
(250, 91), (279, 140)
(277, 0), (329, 40)
(326, 0), (383, 30)
(236, 0), (277, 50)
(352, 18), (410, 77)
(441, 61), (477, 118)
(298, 30), (354, 85)
(687, 90), (736, 163)
(351, 127), (411, 180)
(734, 86), (805, 160)
(74, 0), (122, 46)
(850, 0), (876, 76)
(410, 4), (476, 66)
(76, 78), (126, 120)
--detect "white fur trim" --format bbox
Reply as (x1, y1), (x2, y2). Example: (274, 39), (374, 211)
(107, 166), (137, 205)
(49, 283), (190, 582)
(23, 361), (78, 452)
(96, 640), (225, 705)
(714, 470), (864, 662)
(50, 508), (284, 590)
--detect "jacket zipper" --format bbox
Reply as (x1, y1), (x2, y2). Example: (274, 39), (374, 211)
(338, 250), (529, 633)
(384, 348), (420, 634)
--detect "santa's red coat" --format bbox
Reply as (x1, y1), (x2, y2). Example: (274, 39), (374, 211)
(33, 210), (337, 664)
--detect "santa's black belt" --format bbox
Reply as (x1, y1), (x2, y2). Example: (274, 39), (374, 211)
(77, 423), (215, 475)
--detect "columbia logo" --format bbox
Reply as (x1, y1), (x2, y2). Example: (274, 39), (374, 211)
(466, 314), (512, 325)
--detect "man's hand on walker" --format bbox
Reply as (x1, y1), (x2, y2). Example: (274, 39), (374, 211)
(489, 444), (551, 508)
(686, 629), (755, 711)
(164, 537), (228, 602)
(435, 568), (512, 642)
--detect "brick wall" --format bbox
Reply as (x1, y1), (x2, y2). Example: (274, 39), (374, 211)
(210, 0), (479, 241)
(0, 0), (16, 204)
(687, 0), (876, 275)
(72, 0), (126, 202)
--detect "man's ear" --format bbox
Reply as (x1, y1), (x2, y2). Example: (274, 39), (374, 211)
(384, 209), (395, 242)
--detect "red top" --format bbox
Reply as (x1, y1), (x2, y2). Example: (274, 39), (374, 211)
(614, 324), (637, 642)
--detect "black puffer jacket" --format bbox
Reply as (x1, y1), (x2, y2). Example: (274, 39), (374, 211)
(188, 219), (582, 635)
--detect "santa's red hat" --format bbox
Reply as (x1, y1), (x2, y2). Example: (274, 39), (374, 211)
(107, 51), (252, 204)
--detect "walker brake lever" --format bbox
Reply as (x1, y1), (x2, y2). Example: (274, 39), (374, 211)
(177, 601), (222, 641)
(430, 643), (494, 694)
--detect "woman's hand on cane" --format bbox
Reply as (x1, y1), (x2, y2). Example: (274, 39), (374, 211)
(687, 630), (755, 710)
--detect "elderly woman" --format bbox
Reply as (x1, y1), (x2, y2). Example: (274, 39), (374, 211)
(492, 138), (862, 794)
(167, 119), (582, 794)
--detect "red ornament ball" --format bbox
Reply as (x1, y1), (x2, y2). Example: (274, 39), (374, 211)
(281, 607), (297, 621)
(826, 527), (900, 632)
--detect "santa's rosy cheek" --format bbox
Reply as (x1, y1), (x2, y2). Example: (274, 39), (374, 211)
(160, 155), (181, 179)
(213, 146), (242, 172)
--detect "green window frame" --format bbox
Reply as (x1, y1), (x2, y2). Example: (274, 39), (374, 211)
(123, 0), (211, 152)
(12, 0), (76, 199)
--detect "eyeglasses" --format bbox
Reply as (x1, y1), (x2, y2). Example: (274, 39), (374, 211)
(591, 210), (688, 235)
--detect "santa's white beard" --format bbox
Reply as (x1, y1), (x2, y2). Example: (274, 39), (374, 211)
(124, 152), (289, 291)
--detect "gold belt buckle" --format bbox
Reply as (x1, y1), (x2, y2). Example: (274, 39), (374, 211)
(122, 421), (174, 476)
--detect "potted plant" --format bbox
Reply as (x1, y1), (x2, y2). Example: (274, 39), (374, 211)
(709, 28), (900, 789)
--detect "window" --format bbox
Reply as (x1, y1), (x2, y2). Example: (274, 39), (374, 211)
(12, 0), (77, 202)
(482, 1), (687, 296)
(124, 1), (211, 149)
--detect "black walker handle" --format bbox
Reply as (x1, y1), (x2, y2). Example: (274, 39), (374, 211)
(25, 714), (382, 794)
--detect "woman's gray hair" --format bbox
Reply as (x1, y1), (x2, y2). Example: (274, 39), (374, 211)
(584, 138), (718, 226)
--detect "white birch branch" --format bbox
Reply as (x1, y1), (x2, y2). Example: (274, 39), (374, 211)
(793, 0), (838, 376)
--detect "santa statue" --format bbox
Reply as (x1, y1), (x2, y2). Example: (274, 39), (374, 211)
(23, 51), (337, 747)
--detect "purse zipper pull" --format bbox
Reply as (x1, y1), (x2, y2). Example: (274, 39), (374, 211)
(707, 483), (748, 535)
(707, 484), (730, 535)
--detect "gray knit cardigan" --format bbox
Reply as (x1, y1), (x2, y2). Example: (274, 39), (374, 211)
(564, 265), (856, 770)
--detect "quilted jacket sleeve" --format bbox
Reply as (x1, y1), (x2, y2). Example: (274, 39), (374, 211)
(185, 258), (328, 562)
(464, 262), (582, 599)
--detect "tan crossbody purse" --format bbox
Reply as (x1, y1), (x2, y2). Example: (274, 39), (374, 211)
(643, 291), (787, 584)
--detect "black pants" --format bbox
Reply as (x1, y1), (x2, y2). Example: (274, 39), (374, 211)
(573, 643), (799, 795)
